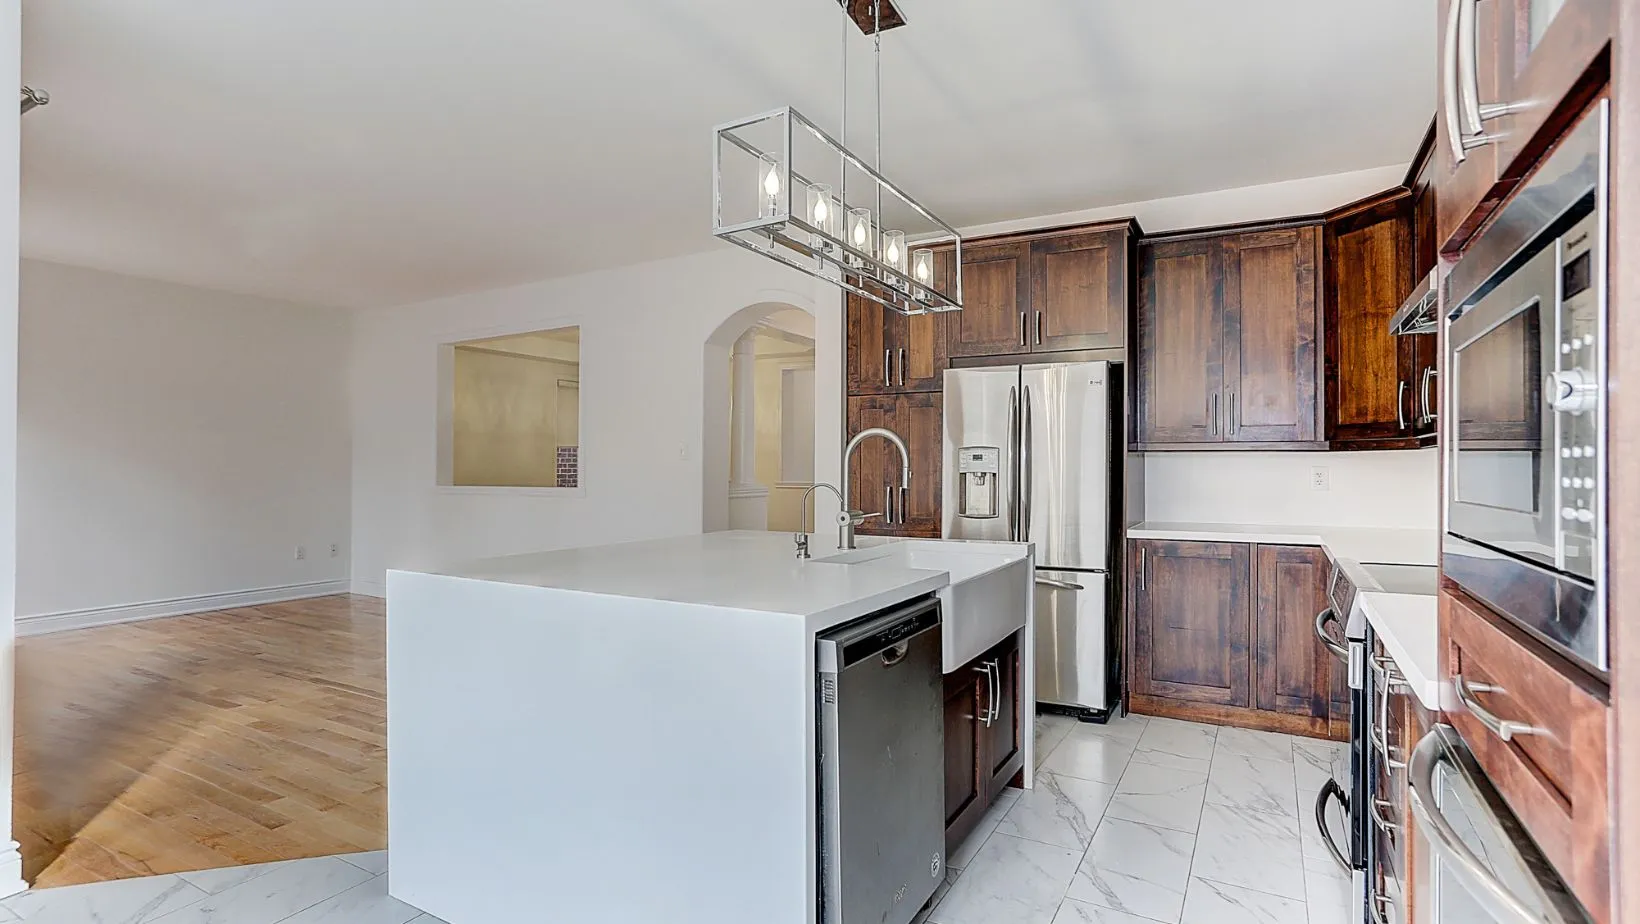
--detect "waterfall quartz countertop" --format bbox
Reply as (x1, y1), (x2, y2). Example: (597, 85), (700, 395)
(384, 530), (1032, 924)
(407, 529), (964, 633)
(1126, 520), (1442, 709)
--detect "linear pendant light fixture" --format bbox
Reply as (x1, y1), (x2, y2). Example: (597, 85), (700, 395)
(711, 0), (963, 315)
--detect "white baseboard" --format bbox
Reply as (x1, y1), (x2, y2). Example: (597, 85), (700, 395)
(17, 580), (352, 636)
(351, 579), (386, 599)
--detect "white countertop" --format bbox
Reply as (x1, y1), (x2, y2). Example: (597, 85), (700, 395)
(1125, 521), (1439, 566)
(406, 530), (1025, 632)
(1356, 591), (1442, 711)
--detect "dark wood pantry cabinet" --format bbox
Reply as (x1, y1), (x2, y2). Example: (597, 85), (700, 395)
(944, 631), (1024, 854)
(1135, 223), (1323, 448)
(1128, 538), (1339, 739)
(845, 392), (943, 538)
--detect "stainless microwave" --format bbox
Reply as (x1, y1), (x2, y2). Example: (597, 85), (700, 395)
(1443, 100), (1608, 676)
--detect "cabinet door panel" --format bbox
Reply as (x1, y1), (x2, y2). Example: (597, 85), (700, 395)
(951, 242), (1030, 357)
(1222, 227), (1320, 443)
(1326, 195), (1416, 444)
(983, 635), (1021, 792)
(845, 395), (896, 536)
(894, 393), (943, 538)
(1494, 0), (1611, 177)
(1138, 239), (1221, 444)
(1253, 545), (1330, 718)
(1131, 540), (1251, 707)
(901, 249), (956, 392)
(1031, 230), (1126, 352)
(944, 670), (985, 841)
(846, 294), (896, 396)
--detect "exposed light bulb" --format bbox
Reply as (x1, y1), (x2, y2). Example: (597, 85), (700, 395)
(914, 260), (931, 283)
(885, 239), (900, 264)
(763, 165), (781, 198)
(813, 198), (828, 225)
(853, 219), (867, 246)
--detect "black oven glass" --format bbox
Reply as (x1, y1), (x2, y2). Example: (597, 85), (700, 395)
(1452, 305), (1543, 517)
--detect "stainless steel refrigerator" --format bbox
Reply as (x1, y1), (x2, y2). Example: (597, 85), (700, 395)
(942, 361), (1113, 713)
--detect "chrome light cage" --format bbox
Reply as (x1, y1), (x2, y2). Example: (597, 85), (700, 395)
(712, 106), (963, 316)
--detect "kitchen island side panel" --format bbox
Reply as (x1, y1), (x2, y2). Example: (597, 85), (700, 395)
(386, 570), (818, 924)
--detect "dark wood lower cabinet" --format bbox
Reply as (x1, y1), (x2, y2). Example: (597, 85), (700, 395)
(1128, 538), (1343, 740)
(944, 630), (1024, 854)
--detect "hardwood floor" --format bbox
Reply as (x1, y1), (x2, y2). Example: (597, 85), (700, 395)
(13, 594), (386, 889)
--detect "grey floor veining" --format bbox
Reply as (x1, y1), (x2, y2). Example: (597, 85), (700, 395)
(4, 714), (1349, 924)
(923, 712), (1351, 924)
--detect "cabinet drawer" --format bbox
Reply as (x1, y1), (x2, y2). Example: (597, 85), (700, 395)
(1440, 590), (1610, 923)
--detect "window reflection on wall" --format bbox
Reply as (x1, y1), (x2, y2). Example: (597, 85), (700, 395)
(446, 326), (580, 488)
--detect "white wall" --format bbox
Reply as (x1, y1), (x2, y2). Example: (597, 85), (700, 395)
(1144, 449), (1439, 530)
(0, 0), (24, 895)
(17, 261), (352, 626)
(348, 246), (839, 594)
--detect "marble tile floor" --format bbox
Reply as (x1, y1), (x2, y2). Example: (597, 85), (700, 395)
(924, 712), (1350, 924)
(8, 713), (1348, 924)
(0, 852), (447, 924)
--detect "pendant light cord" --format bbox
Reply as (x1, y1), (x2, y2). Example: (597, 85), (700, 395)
(874, 0), (883, 220)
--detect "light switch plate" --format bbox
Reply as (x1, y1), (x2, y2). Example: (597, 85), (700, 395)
(1310, 466), (1331, 491)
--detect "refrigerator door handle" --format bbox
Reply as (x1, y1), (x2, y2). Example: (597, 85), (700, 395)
(1022, 385), (1034, 543)
(1035, 576), (1084, 591)
(1008, 384), (1020, 542)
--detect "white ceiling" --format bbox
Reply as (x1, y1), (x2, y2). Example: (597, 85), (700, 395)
(20, 1), (1434, 309)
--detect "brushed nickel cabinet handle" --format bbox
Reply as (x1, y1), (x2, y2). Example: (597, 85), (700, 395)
(1453, 674), (1549, 743)
(1035, 311), (1043, 345)
(1443, 0), (1466, 163)
(884, 485), (893, 526)
(883, 349), (891, 388)
(898, 347), (906, 386)
(1019, 312), (1027, 346)
(1397, 380), (1408, 431)
(1138, 546), (1147, 590)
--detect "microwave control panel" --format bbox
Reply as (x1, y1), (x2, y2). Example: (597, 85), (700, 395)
(1551, 214), (1601, 577)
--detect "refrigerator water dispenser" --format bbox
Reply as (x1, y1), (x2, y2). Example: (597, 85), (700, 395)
(956, 447), (1000, 519)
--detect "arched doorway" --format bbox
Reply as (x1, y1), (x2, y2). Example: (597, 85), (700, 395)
(702, 301), (817, 533)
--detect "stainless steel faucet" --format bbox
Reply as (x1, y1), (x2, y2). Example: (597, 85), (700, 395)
(794, 482), (844, 560)
(838, 427), (912, 551)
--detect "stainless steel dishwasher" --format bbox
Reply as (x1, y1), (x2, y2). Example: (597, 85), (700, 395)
(817, 594), (944, 924)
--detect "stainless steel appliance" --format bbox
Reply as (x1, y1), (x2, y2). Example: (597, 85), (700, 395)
(1409, 725), (1592, 924)
(1313, 559), (1440, 924)
(816, 595), (945, 924)
(1443, 100), (1609, 676)
(943, 361), (1113, 713)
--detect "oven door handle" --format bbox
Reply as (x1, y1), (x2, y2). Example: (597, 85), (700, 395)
(1314, 778), (1351, 874)
(1408, 728), (1546, 924)
(1314, 607), (1349, 664)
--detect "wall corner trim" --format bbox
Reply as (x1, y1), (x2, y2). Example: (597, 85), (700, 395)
(16, 580), (352, 636)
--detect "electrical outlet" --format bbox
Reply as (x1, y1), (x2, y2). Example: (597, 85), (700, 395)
(294, 545), (307, 561)
(329, 543), (340, 558)
(1310, 466), (1331, 491)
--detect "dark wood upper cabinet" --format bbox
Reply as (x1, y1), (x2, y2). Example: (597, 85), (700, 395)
(951, 241), (1031, 358)
(845, 269), (954, 397)
(1136, 224), (1322, 448)
(1434, 0), (1611, 255)
(1029, 226), (1129, 352)
(1221, 226), (1322, 443)
(1130, 539), (1252, 708)
(1324, 191), (1423, 447)
(1136, 237), (1222, 445)
(1492, 0), (1612, 183)
(1253, 544), (1330, 719)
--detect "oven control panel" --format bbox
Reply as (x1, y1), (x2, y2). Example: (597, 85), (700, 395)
(1552, 215), (1601, 577)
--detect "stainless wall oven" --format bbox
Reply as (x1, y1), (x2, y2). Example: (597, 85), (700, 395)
(1408, 726), (1591, 924)
(1443, 100), (1608, 676)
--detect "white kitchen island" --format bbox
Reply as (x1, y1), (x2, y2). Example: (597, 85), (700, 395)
(385, 530), (1032, 924)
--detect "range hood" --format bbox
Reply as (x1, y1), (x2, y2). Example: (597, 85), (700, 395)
(1390, 268), (1438, 336)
